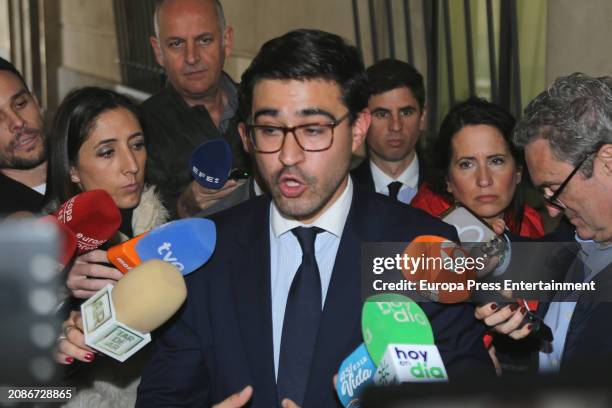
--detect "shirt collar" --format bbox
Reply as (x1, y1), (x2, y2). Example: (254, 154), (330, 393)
(219, 74), (238, 123)
(166, 72), (238, 127)
(253, 178), (264, 196)
(369, 154), (419, 193)
(271, 177), (353, 238)
(575, 234), (612, 277)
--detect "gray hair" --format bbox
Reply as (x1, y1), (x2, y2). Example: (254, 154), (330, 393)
(153, 0), (226, 39)
(513, 72), (612, 177)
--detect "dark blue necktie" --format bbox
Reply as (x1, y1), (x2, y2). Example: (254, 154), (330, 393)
(277, 226), (324, 405)
(387, 181), (403, 201)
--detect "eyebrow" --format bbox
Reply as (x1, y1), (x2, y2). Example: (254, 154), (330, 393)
(165, 32), (213, 42)
(297, 108), (335, 121)
(10, 90), (29, 103)
(94, 132), (143, 147)
(371, 105), (416, 112)
(252, 109), (278, 122)
(455, 153), (508, 161)
(252, 108), (336, 122)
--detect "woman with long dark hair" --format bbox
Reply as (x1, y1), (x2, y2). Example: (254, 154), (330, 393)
(412, 97), (543, 238)
(45, 87), (167, 239)
(47, 87), (168, 407)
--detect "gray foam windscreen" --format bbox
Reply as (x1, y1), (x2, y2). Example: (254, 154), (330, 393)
(0, 220), (61, 385)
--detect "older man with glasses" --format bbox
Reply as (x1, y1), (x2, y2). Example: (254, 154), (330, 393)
(477, 73), (612, 374)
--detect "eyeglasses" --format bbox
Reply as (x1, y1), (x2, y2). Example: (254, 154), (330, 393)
(246, 112), (350, 153)
(543, 152), (594, 210)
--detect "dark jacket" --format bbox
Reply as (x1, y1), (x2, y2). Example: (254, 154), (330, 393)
(0, 172), (45, 215)
(137, 187), (493, 407)
(350, 155), (426, 195)
(141, 76), (249, 218)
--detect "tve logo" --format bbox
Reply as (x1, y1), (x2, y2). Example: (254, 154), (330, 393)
(157, 242), (185, 271)
(374, 344), (448, 384)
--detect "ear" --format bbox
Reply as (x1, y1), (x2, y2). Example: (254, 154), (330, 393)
(351, 108), (371, 153)
(150, 36), (164, 67)
(238, 122), (252, 154)
(598, 143), (612, 175)
(223, 26), (234, 59)
(446, 179), (453, 194)
(515, 164), (523, 184)
(69, 166), (81, 185)
(419, 105), (428, 131)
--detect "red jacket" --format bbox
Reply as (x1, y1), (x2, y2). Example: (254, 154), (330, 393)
(411, 184), (544, 238)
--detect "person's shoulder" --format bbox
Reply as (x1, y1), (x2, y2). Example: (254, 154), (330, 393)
(353, 190), (458, 240)
(142, 87), (170, 110)
(206, 194), (269, 233)
(411, 183), (451, 218)
(350, 160), (373, 189)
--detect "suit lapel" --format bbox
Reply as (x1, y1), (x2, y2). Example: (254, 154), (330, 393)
(304, 189), (369, 405)
(351, 160), (375, 192)
(230, 198), (278, 403)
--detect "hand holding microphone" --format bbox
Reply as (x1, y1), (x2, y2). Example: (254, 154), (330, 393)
(178, 179), (243, 218)
(177, 139), (245, 218)
(80, 260), (187, 361)
(55, 310), (96, 365)
(440, 204), (551, 342)
(66, 250), (124, 299)
(474, 302), (536, 340)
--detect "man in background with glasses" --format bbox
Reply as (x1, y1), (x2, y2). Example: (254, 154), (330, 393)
(478, 73), (612, 374)
(138, 29), (493, 408)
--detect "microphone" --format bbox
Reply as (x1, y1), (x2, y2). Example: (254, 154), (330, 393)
(189, 139), (233, 189)
(336, 343), (377, 407)
(80, 259), (187, 362)
(401, 235), (475, 304)
(107, 218), (216, 275)
(54, 190), (122, 254)
(38, 215), (77, 265)
(442, 206), (551, 341)
(362, 294), (448, 384)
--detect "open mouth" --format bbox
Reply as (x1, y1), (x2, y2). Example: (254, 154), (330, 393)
(278, 174), (307, 198)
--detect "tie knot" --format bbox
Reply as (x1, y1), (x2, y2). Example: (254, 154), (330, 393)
(291, 227), (323, 256)
(387, 181), (403, 201)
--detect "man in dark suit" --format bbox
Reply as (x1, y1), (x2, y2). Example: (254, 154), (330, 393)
(137, 29), (492, 408)
(351, 59), (427, 204)
(476, 73), (612, 374)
